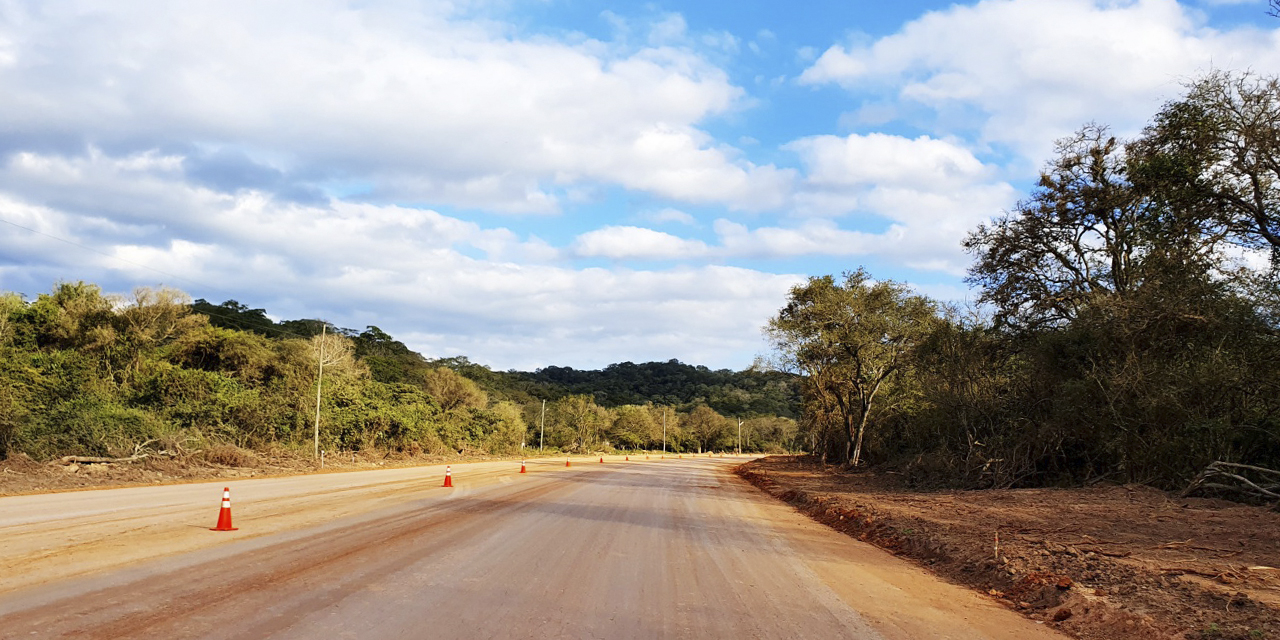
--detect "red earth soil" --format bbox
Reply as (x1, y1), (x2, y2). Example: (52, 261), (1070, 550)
(737, 455), (1280, 640)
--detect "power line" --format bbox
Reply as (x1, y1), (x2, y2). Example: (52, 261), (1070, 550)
(1, 215), (220, 295)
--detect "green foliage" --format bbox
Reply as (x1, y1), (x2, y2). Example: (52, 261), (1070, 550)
(768, 270), (938, 465)
(784, 72), (1280, 491)
(423, 367), (488, 411)
(0, 284), (799, 462)
(14, 396), (172, 460)
(510, 359), (799, 417)
(609, 404), (655, 449)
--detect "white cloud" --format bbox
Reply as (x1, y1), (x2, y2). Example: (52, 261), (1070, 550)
(800, 0), (1280, 161)
(565, 131), (1021, 273)
(648, 13), (689, 45)
(642, 208), (698, 225)
(778, 133), (1017, 272)
(572, 225), (709, 260)
(0, 149), (802, 369)
(713, 218), (888, 257)
(0, 1), (789, 212)
(784, 132), (991, 191)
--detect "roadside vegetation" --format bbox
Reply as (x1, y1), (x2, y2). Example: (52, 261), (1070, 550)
(769, 70), (1280, 496)
(0, 289), (799, 465)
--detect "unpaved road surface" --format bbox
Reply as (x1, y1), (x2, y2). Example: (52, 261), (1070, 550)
(0, 457), (1066, 639)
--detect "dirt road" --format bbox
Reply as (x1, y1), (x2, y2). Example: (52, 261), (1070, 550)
(0, 457), (1066, 639)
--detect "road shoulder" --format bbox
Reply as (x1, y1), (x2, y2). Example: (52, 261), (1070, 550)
(736, 455), (1280, 640)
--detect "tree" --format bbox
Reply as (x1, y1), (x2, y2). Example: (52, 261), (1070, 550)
(683, 404), (727, 453)
(967, 124), (1226, 330)
(768, 270), (937, 466)
(0, 292), (25, 347)
(609, 405), (655, 449)
(645, 403), (680, 451)
(743, 416), (797, 452)
(192, 299), (277, 336)
(422, 367), (488, 412)
(1138, 72), (1280, 257)
(547, 394), (609, 450)
(966, 125), (1145, 330)
(116, 287), (206, 381)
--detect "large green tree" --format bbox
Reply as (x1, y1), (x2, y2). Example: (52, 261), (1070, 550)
(768, 270), (937, 466)
(1137, 71), (1280, 255)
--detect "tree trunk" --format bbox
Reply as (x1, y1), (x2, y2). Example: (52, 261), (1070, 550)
(849, 404), (870, 465)
(851, 418), (867, 467)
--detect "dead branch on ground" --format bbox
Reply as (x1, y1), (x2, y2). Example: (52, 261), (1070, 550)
(57, 439), (169, 465)
(1180, 461), (1280, 508)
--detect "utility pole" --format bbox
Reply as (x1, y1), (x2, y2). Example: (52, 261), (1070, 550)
(539, 399), (546, 452)
(663, 408), (669, 453)
(313, 323), (325, 460)
(737, 417), (742, 455)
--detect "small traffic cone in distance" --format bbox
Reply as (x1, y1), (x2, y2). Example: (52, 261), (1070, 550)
(566, 457), (571, 467)
(443, 465), (454, 487)
(211, 487), (238, 531)
(520, 460), (527, 473)
(625, 456), (629, 461)
(600, 457), (604, 464)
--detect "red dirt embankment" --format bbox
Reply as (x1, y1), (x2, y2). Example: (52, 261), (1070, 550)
(738, 455), (1280, 640)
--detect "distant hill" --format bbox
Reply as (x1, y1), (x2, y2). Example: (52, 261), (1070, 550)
(513, 360), (798, 418)
(192, 298), (799, 418)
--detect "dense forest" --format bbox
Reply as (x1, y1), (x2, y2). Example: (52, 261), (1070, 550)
(771, 71), (1280, 493)
(0, 290), (799, 463)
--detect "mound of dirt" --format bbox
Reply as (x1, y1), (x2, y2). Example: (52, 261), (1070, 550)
(737, 456), (1280, 640)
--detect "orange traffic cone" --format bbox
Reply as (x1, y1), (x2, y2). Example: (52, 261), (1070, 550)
(443, 465), (454, 487)
(566, 457), (571, 467)
(211, 487), (238, 531)
(599, 457), (604, 463)
(625, 456), (629, 461)
(520, 460), (527, 473)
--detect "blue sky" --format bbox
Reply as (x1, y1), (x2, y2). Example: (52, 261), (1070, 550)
(1, 0), (1278, 369)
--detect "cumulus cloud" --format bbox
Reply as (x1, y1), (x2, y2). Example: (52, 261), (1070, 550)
(641, 208), (698, 226)
(572, 226), (709, 260)
(0, 148), (801, 369)
(713, 218), (888, 258)
(0, 1), (789, 212)
(800, 0), (1280, 161)
(780, 133), (1018, 272)
(785, 132), (992, 191)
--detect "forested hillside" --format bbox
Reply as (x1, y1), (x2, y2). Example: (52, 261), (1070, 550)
(0, 289), (799, 463)
(771, 71), (1280, 495)
(513, 361), (797, 417)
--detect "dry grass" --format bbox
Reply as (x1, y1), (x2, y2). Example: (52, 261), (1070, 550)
(200, 443), (259, 468)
